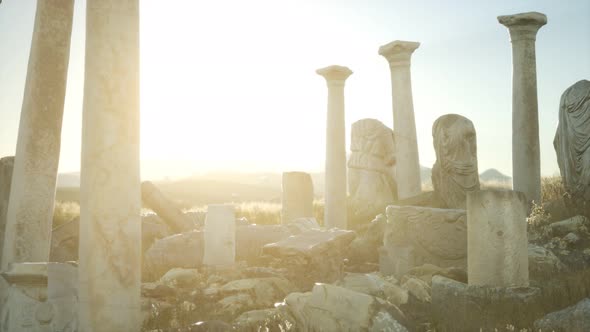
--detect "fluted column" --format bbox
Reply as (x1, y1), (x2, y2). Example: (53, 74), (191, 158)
(317, 65), (352, 229)
(379, 41), (422, 199)
(498, 12), (547, 204)
(79, 1), (141, 331)
(1, 1), (74, 271)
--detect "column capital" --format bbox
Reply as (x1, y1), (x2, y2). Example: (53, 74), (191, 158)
(316, 65), (353, 84)
(498, 12), (547, 42)
(379, 40), (420, 67)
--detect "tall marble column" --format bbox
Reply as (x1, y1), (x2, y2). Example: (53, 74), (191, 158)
(498, 12), (547, 204)
(79, 1), (141, 331)
(317, 66), (352, 230)
(379, 41), (422, 199)
(1, 1), (74, 271)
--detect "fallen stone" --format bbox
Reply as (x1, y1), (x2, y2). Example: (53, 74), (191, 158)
(401, 277), (431, 303)
(141, 181), (195, 233)
(549, 215), (589, 236)
(564, 232), (581, 245)
(141, 282), (177, 298)
(233, 308), (292, 331)
(219, 277), (294, 307)
(160, 268), (201, 289)
(534, 298), (590, 332)
(335, 272), (408, 307)
(143, 231), (204, 281)
(432, 275), (544, 331)
(528, 244), (566, 280)
(406, 263), (467, 285)
(347, 214), (387, 265)
(263, 229), (356, 290)
(282, 283), (409, 332)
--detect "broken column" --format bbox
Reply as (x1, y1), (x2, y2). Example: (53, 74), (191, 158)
(79, 1), (141, 331)
(498, 12), (547, 204)
(203, 204), (236, 266)
(379, 41), (422, 200)
(316, 65), (352, 229)
(1, 1), (74, 270)
(467, 190), (529, 287)
(281, 172), (314, 224)
(141, 181), (194, 233)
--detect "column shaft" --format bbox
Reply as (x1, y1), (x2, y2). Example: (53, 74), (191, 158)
(79, 1), (141, 331)
(1, 1), (74, 270)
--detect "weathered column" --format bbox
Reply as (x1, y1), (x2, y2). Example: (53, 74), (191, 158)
(203, 204), (236, 266)
(316, 66), (352, 229)
(141, 181), (194, 233)
(1, 1), (74, 270)
(79, 1), (141, 331)
(467, 190), (529, 287)
(498, 12), (547, 204)
(281, 172), (314, 224)
(379, 41), (422, 200)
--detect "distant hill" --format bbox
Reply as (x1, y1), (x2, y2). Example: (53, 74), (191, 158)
(479, 168), (511, 183)
(57, 172), (80, 187)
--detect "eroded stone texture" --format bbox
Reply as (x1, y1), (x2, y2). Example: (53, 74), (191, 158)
(1, 1), (74, 270)
(381, 205), (467, 277)
(141, 181), (195, 233)
(348, 119), (397, 224)
(431, 114), (480, 209)
(79, 1), (141, 330)
(379, 41), (422, 199)
(467, 190), (529, 287)
(1, 263), (78, 332)
(498, 12), (547, 204)
(432, 275), (543, 331)
(263, 228), (356, 289)
(317, 65), (352, 230)
(281, 172), (314, 224)
(534, 298), (590, 332)
(0, 156), (14, 263)
(203, 205), (236, 266)
(280, 283), (409, 332)
(554, 80), (590, 215)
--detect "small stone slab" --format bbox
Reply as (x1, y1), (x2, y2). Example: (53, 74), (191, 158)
(263, 229), (356, 257)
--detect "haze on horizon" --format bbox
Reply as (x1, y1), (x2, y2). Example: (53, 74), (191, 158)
(0, 0), (589, 181)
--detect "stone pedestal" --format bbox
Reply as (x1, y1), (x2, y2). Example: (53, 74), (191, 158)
(0, 262), (78, 332)
(316, 65), (352, 230)
(281, 172), (314, 224)
(379, 41), (422, 200)
(498, 12), (547, 204)
(203, 205), (236, 266)
(1, 1), (74, 270)
(79, 1), (141, 331)
(141, 181), (194, 233)
(467, 190), (529, 287)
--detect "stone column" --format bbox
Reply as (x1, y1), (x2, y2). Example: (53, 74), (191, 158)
(203, 204), (236, 266)
(379, 41), (422, 200)
(467, 190), (529, 287)
(281, 172), (314, 224)
(316, 65), (352, 230)
(498, 12), (547, 204)
(1, 1), (74, 271)
(141, 181), (194, 233)
(79, 1), (141, 331)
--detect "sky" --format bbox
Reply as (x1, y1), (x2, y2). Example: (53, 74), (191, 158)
(0, 0), (589, 180)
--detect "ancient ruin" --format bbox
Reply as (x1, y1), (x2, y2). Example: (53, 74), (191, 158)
(348, 119), (397, 226)
(431, 114), (480, 209)
(554, 80), (590, 215)
(281, 172), (314, 224)
(316, 65), (352, 230)
(498, 12), (547, 204)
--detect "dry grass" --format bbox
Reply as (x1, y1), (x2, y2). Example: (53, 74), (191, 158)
(541, 176), (566, 203)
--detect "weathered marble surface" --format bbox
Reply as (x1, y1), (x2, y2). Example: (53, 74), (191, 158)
(1, 1), (74, 270)
(281, 172), (314, 224)
(498, 12), (547, 204)
(554, 80), (590, 214)
(141, 181), (194, 233)
(348, 119), (397, 224)
(431, 114), (480, 209)
(467, 190), (529, 287)
(379, 41), (422, 200)
(317, 65), (352, 230)
(0, 156), (14, 263)
(203, 204), (236, 266)
(78, 1), (141, 331)
(381, 205), (467, 277)
(0, 262), (78, 332)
